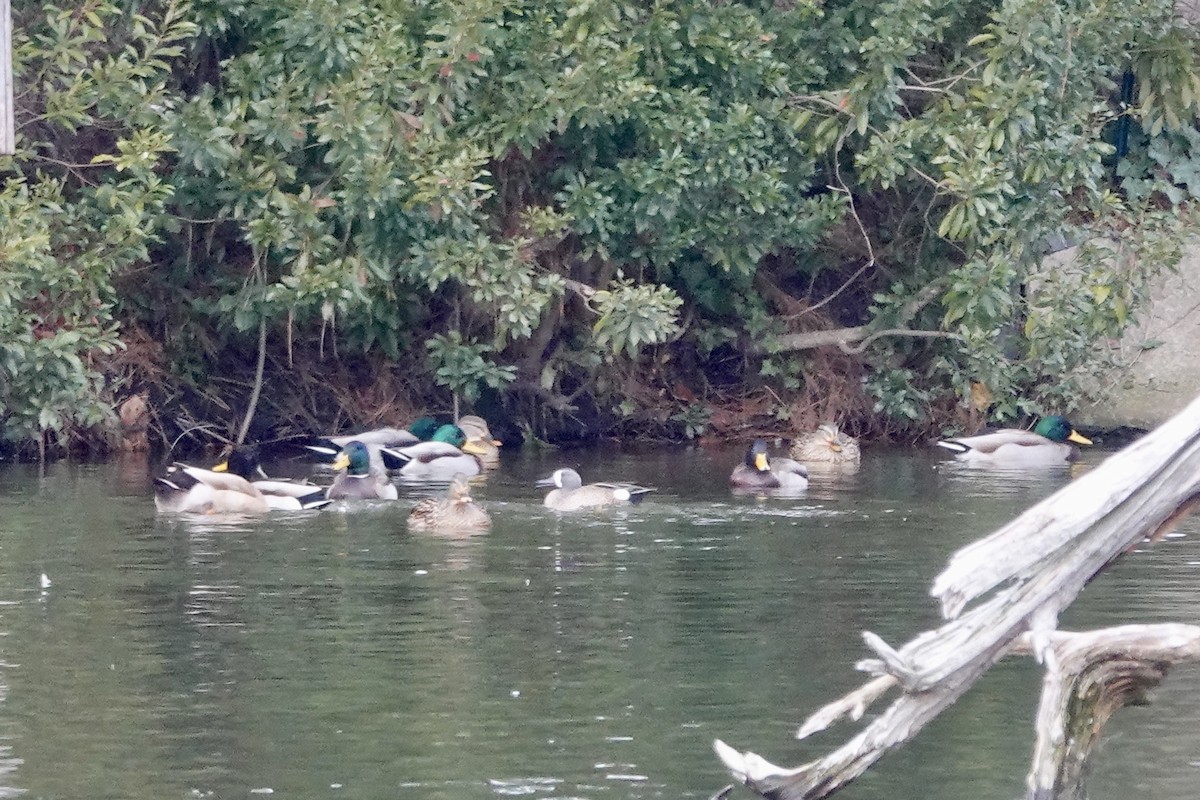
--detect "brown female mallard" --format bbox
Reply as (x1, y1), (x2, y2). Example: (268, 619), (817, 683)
(789, 423), (861, 465)
(407, 473), (491, 531)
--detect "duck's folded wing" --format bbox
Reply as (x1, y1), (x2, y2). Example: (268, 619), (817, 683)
(593, 481), (657, 496)
(180, 466), (261, 495)
(252, 481), (331, 510)
(772, 457), (809, 477)
(383, 441), (468, 463)
(252, 479), (317, 497)
(297, 431), (416, 464)
(330, 428), (420, 448)
(940, 429), (1048, 454)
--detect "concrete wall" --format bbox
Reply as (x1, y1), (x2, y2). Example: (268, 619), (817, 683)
(1076, 238), (1200, 431)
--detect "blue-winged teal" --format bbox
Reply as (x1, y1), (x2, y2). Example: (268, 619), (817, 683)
(536, 468), (655, 511)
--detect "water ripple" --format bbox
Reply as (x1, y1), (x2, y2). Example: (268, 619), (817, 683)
(488, 777), (563, 796)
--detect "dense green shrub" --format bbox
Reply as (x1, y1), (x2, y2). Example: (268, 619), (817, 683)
(1, 2), (193, 452)
(3, 0), (1199, 451)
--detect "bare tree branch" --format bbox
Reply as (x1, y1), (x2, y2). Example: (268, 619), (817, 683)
(752, 281), (949, 355)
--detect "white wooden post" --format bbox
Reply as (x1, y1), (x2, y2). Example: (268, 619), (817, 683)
(1, 0), (12, 155)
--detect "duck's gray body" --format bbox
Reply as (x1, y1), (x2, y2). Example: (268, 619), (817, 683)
(327, 470), (399, 500)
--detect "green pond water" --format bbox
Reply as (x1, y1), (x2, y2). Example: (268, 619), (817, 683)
(0, 443), (1197, 800)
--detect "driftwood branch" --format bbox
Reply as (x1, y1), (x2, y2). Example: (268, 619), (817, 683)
(715, 393), (1200, 800)
(795, 675), (896, 740)
(1017, 624), (1200, 800)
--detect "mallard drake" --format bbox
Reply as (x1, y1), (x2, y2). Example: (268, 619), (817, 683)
(455, 415), (502, 467)
(935, 415), (1093, 466)
(382, 424), (489, 480)
(328, 440), (400, 500)
(304, 417), (442, 470)
(535, 468), (656, 511)
(790, 423), (861, 464)
(154, 450), (331, 514)
(730, 439), (809, 490)
(407, 473), (491, 531)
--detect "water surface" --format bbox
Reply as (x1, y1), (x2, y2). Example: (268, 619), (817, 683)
(0, 443), (1197, 799)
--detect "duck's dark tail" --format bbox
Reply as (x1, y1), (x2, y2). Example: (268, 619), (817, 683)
(301, 438), (342, 463)
(628, 486), (657, 505)
(298, 489), (334, 510)
(154, 464), (201, 494)
(379, 448), (412, 470)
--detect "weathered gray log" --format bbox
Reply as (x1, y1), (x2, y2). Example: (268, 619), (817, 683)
(1019, 624), (1200, 800)
(715, 393), (1200, 800)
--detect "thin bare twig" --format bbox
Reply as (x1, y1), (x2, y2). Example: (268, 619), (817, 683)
(235, 315), (268, 445)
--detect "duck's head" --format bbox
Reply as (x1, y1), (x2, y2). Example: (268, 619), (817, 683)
(1035, 416), (1092, 445)
(457, 415), (503, 447)
(536, 468), (582, 490)
(448, 473), (474, 504)
(332, 441), (373, 475)
(212, 445), (267, 480)
(408, 417), (441, 440)
(817, 423), (845, 452)
(430, 424), (467, 448)
(745, 440), (772, 472)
